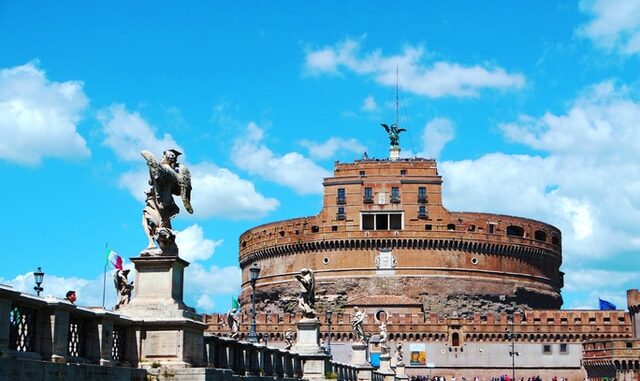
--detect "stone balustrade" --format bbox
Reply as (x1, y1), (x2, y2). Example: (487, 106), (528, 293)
(204, 334), (363, 381)
(0, 284), (138, 367)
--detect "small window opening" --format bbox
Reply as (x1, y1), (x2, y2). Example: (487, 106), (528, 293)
(447, 223), (456, 231)
(488, 223), (496, 234)
(560, 343), (568, 353)
(425, 224), (432, 231)
(311, 225), (320, 233)
(534, 230), (547, 241)
(506, 225), (525, 237)
(331, 225), (338, 232)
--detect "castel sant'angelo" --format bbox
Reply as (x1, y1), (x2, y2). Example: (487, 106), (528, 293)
(206, 126), (640, 381)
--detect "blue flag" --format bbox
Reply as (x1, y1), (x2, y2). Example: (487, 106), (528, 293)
(599, 298), (616, 310)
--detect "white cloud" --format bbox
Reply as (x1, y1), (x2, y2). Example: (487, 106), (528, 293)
(564, 269), (640, 293)
(175, 224), (223, 262)
(118, 163), (279, 220)
(232, 122), (331, 194)
(362, 95), (378, 112)
(0, 61), (90, 165)
(185, 264), (241, 313)
(98, 104), (181, 162)
(300, 137), (367, 160)
(578, 0), (640, 56)
(105, 107), (280, 219)
(418, 117), (455, 159)
(305, 38), (525, 98)
(0, 268), (133, 309)
(440, 81), (640, 265)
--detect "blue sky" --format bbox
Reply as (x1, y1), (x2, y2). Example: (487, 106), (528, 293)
(1, 1), (639, 312)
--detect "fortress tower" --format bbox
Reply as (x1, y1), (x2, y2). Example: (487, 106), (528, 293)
(238, 155), (563, 316)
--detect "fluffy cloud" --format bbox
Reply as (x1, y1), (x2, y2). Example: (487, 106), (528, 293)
(441, 81), (640, 264)
(232, 122), (331, 194)
(0, 61), (90, 165)
(362, 95), (378, 112)
(418, 117), (455, 159)
(185, 264), (242, 313)
(305, 38), (525, 97)
(98, 104), (181, 162)
(103, 106), (279, 219)
(300, 137), (367, 160)
(118, 164), (279, 219)
(0, 269), (128, 308)
(578, 0), (640, 56)
(175, 224), (223, 262)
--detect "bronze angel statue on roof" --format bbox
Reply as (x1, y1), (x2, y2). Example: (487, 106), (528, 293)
(140, 148), (193, 256)
(381, 123), (406, 147)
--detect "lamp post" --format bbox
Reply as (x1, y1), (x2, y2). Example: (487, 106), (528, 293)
(248, 263), (261, 343)
(506, 316), (518, 381)
(33, 267), (44, 296)
(325, 310), (333, 355)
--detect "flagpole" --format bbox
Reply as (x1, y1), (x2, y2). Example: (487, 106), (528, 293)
(102, 242), (107, 309)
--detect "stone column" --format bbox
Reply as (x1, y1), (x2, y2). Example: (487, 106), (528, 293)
(48, 307), (70, 363)
(352, 343), (373, 381)
(292, 318), (330, 380)
(97, 319), (114, 366)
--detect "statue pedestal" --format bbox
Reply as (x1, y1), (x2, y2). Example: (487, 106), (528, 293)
(352, 343), (373, 381)
(389, 146), (400, 161)
(394, 363), (409, 380)
(292, 318), (323, 354)
(378, 353), (395, 381)
(292, 318), (329, 380)
(118, 255), (206, 367)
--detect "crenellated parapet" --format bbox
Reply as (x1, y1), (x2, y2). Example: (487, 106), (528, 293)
(203, 309), (632, 344)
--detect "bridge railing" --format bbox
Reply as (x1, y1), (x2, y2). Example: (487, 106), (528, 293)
(204, 335), (303, 379)
(0, 284), (138, 367)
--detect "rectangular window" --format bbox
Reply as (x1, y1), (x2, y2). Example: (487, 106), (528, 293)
(542, 344), (552, 354)
(337, 188), (346, 204)
(400, 169), (407, 176)
(364, 187), (373, 203)
(488, 223), (496, 234)
(361, 213), (403, 231)
(359, 170), (365, 176)
(390, 214), (402, 230)
(418, 205), (427, 219)
(362, 214), (374, 230)
(391, 187), (400, 203)
(559, 343), (568, 353)
(425, 224), (432, 231)
(337, 207), (345, 220)
(376, 214), (389, 230)
(418, 187), (427, 202)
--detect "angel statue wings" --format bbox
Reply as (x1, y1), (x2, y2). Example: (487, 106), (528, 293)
(140, 148), (193, 256)
(381, 123), (406, 147)
(295, 268), (316, 319)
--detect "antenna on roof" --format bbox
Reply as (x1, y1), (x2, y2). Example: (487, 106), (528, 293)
(395, 63), (399, 129)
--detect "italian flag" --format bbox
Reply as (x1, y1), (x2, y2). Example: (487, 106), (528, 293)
(105, 247), (123, 270)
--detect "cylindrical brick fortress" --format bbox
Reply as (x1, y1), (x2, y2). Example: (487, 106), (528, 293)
(239, 158), (563, 316)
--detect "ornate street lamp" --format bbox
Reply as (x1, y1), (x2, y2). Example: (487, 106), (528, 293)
(33, 267), (44, 296)
(506, 316), (518, 381)
(248, 263), (261, 343)
(325, 309), (333, 355)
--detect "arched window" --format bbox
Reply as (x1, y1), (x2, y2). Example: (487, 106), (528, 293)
(506, 225), (525, 237)
(551, 235), (560, 246)
(452, 332), (460, 347)
(534, 230), (547, 241)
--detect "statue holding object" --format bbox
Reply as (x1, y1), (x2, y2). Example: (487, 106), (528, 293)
(295, 268), (316, 319)
(381, 123), (406, 147)
(140, 149), (193, 256)
(114, 269), (134, 310)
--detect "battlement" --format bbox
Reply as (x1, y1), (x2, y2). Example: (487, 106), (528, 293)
(204, 309), (632, 343)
